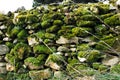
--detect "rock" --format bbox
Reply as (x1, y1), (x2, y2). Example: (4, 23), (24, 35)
(56, 36), (69, 44)
(29, 69), (52, 80)
(102, 55), (119, 66)
(70, 48), (76, 52)
(69, 37), (79, 44)
(75, 76), (95, 80)
(48, 61), (60, 70)
(0, 25), (7, 30)
(27, 37), (39, 47)
(110, 64), (120, 74)
(3, 37), (12, 41)
(0, 62), (6, 67)
(0, 56), (4, 61)
(0, 45), (9, 55)
(6, 63), (15, 71)
(0, 67), (7, 73)
(57, 46), (69, 52)
(53, 71), (69, 80)
(56, 36), (78, 44)
(24, 57), (43, 70)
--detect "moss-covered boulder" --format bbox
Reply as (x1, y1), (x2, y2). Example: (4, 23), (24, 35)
(33, 45), (52, 54)
(24, 57), (43, 70)
(104, 13), (120, 26)
(78, 50), (101, 63)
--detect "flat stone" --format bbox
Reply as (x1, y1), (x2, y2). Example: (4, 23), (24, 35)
(57, 46), (69, 52)
(27, 37), (39, 47)
(102, 55), (119, 66)
(56, 36), (78, 44)
(56, 36), (69, 44)
(0, 62), (6, 67)
(0, 56), (4, 61)
(0, 45), (9, 55)
(0, 66), (7, 73)
(0, 25), (7, 30)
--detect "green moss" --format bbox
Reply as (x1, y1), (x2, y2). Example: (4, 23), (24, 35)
(10, 26), (21, 38)
(77, 20), (96, 27)
(17, 30), (28, 39)
(78, 50), (101, 62)
(0, 13), (8, 21)
(80, 14), (97, 21)
(53, 20), (63, 26)
(5, 53), (19, 65)
(104, 14), (120, 26)
(58, 25), (75, 38)
(37, 54), (47, 61)
(72, 27), (92, 37)
(26, 14), (39, 23)
(95, 34), (116, 50)
(95, 25), (108, 35)
(41, 20), (51, 28)
(92, 62), (101, 69)
(13, 43), (31, 60)
(24, 57), (41, 66)
(16, 15), (26, 25)
(110, 64), (120, 74)
(98, 65), (108, 72)
(46, 25), (60, 33)
(33, 45), (52, 54)
(100, 13), (115, 20)
(26, 23), (41, 29)
(35, 31), (45, 39)
(77, 44), (90, 51)
(5, 42), (14, 49)
(45, 33), (55, 39)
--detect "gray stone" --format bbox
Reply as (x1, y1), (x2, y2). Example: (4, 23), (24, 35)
(56, 36), (69, 44)
(69, 37), (79, 44)
(0, 67), (7, 73)
(102, 55), (119, 66)
(0, 62), (6, 67)
(0, 45), (9, 55)
(56, 36), (78, 44)
(0, 56), (4, 61)
(57, 46), (69, 52)
(0, 25), (7, 30)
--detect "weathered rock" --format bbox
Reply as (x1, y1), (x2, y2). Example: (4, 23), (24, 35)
(6, 63), (15, 71)
(56, 36), (69, 44)
(0, 56), (4, 61)
(27, 37), (39, 47)
(24, 57), (43, 70)
(57, 46), (70, 52)
(29, 69), (52, 80)
(0, 45), (9, 55)
(0, 67), (7, 73)
(0, 62), (6, 67)
(56, 36), (78, 44)
(102, 55), (119, 66)
(0, 25), (7, 30)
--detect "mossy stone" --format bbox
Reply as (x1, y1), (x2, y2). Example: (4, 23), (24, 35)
(110, 64), (120, 74)
(33, 45), (52, 54)
(78, 50), (101, 62)
(17, 30), (28, 39)
(104, 14), (120, 26)
(53, 20), (63, 26)
(41, 20), (51, 28)
(77, 20), (96, 27)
